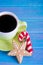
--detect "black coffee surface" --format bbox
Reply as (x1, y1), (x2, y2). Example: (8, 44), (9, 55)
(0, 15), (17, 33)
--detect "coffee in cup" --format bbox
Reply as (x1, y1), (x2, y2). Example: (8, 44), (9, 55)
(0, 12), (19, 39)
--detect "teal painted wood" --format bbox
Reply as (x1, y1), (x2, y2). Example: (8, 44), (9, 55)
(0, 0), (43, 65)
(0, 0), (43, 6)
(0, 7), (43, 33)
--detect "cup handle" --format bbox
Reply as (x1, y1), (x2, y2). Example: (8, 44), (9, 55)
(18, 20), (27, 32)
(18, 20), (27, 28)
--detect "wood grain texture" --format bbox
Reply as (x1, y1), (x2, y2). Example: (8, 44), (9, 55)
(0, 0), (43, 65)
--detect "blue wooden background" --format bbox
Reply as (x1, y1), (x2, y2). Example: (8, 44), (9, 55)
(0, 0), (43, 65)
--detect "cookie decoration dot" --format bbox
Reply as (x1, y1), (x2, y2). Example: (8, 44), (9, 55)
(8, 40), (31, 64)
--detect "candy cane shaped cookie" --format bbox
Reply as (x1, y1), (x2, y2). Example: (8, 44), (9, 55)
(18, 31), (33, 54)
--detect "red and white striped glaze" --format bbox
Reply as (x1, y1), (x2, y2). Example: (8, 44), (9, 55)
(18, 31), (33, 54)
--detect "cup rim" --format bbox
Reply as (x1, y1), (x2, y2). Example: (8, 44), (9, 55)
(0, 11), (19, 33)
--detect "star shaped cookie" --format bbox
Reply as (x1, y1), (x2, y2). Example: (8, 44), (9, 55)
(8, 40), (31, 63)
